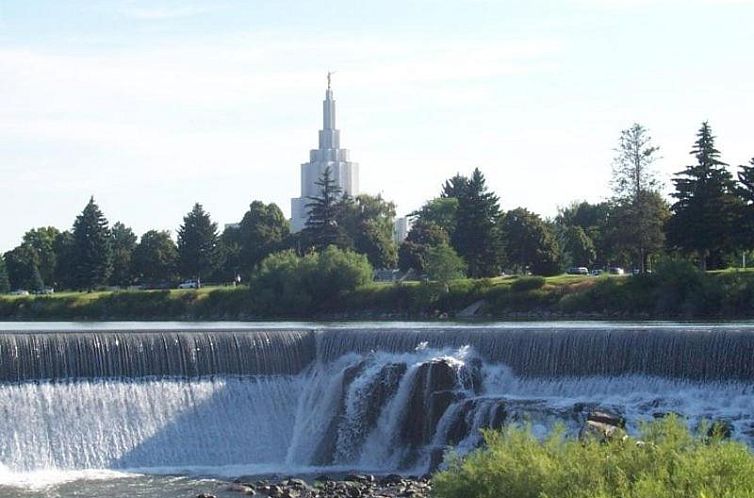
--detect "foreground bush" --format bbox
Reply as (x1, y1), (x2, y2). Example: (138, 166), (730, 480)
(433, 417), (754, 498)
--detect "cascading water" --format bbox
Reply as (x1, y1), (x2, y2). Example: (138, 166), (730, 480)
(2, 323), (754, 482)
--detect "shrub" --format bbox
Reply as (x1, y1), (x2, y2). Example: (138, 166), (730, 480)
(510, 276), (546, 292)
(249, 246), (373, 315)
(433, 416), (754, 498)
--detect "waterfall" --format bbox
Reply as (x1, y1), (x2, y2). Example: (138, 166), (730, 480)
(1, 324), (753, 476)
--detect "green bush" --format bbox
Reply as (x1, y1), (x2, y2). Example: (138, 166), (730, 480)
(511, 276), (546, 292)
(249, 246), (373, 315)
(433, 416), (754, 498)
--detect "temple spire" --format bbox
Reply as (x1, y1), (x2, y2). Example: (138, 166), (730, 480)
(323, 72), (336, 131)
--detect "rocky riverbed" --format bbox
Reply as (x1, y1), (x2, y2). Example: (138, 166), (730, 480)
(198, 474), (433, 498)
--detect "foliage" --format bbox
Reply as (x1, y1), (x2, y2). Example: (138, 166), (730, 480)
(501, 208), (561, 276)
(338, 194), (398, 269)
(609, 191), (670, 272)
(250, 246), (373, 315)
(433, 416), (754, 498)
(237, 200), (290, 276)
(0, 257), (9, 293)
(510, 276), (546, 292)
(109, 222), (137, 287)
(556, 201), (612, 267)
(132, 230), (178, 285)
(398, 220), (450, 273)
(52, 231), (75, 290)
(736, 157), (754, 249)
(71, 197), (113, 290)
(425, 243), (466, 286)
(609, 124), (666, 273)
(303, 166), (347, 251)
(560, 225), (596, 268)
(21, 226), (60, 287)
(3, 244), (40, 291)
(667, 122), (741, 270)
(411, 197), (459, 238)
(447, 168), (504, 277)
(177, 203), (219, 281)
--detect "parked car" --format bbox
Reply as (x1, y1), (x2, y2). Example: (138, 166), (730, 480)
(591, 269), (604, 276)
(567, 267), (590, 275)
(10, 289), (30, 296)
(608, 267), (625, 275)
(177, 280), (199, 289)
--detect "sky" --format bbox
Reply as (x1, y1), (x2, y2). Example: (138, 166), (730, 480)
(1, 0), (753, 252)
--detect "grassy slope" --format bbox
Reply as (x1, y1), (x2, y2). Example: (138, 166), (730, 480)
(2, 269), (754, 320)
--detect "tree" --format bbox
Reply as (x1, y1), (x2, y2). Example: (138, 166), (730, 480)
(177, 203), (219, 282)
(446, 168), (504, 277)
(52, 231), (75, 290)
(609, 191), (670, 272)
(609, 124), (665, 272)
(21, 227), (60, 287)
(555, 201), (611, 267)
(501, 208), (561, 276)
(736, 157), (754, 250)
(0, 256), (9, 294)
(109, 222), (137, 287)
(132, 230), (178, 285)
(398, 220), (450, 273)
(425, 243), (466, 289)
(71, 197), (113, 290)
(216, 224), (243, 282)
(611, 123), (660, 204)
(303, 167), (346, 251)
(4, 245), (39, 291)
(666, 122), (740, 270)
(338, 194), (398, 268)
(237, 201), (290, 275)
(412, 197), (459, 238)
(560, 225), (596, 268)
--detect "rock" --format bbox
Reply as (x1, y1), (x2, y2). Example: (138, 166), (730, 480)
(227, 483), (255, 493)
(197, 494), (216, 498)
(587, 409), (625, 428)
(580, 419), (627, 442)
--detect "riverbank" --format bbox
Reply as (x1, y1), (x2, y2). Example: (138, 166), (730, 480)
(2, 264), (754, 321)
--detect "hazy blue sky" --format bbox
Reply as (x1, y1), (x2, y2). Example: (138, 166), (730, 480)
(1, 0), (753, 251)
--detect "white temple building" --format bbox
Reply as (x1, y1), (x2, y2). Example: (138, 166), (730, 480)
(290, 74), (359, 232)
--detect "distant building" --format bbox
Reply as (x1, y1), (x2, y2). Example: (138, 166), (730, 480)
(394, 216), (412, 244)
(290, 73), (359, 232)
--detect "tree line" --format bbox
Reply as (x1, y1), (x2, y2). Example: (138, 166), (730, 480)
(1, 120), (753, 293)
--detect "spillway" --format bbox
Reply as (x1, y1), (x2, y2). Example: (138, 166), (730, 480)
(1, 323), (753, 477)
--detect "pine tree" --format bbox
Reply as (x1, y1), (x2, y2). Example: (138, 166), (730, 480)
(304, 167), (345, 251)
(610, 124), (665, 272)
(71, 197), (113, 290)
(177, 203), (219, 282)
(667, 122), (739, 270)
(736, 158), (754, 250)
(448, 168), (504, 277)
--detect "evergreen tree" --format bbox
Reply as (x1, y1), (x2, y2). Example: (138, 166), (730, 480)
(133, 230), (178, 285)
(71, 197), (113, 290)
(109, 222), (137, 287)
(667, 122), (740, 270)
(736, 158), (754, 250)
(177, 203), (219, 282)
(0, 256), (9, 293)
(304, 167), (346, 251)
(447, 168), (504, 277)
(501, 208), (561, 276)
(609, 124), (666, 272)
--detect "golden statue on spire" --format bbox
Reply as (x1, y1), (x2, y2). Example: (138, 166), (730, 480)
(327, 71), (335, 90)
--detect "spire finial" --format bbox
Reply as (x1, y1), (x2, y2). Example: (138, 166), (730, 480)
(327, 71), (334, 91)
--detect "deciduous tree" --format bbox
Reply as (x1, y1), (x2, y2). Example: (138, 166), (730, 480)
(109, 222), (137, 287)
(133, 230), (178, 285)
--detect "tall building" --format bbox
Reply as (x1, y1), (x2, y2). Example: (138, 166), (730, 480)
(290, 74), (359, 232)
